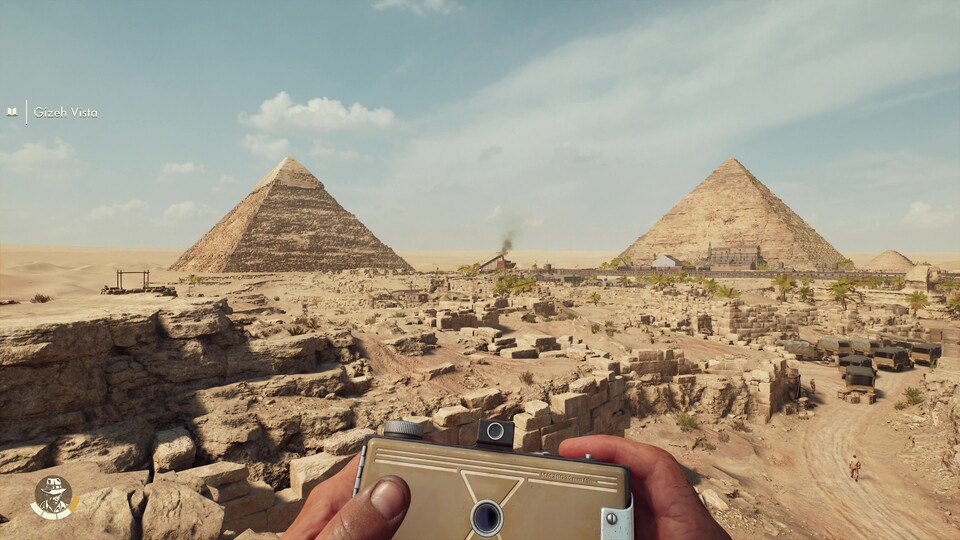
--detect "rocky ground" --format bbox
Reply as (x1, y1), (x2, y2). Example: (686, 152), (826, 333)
(0, 269), (957, 539)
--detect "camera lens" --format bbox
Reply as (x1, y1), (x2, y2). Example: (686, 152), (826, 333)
(485, 422), (505, 441)
(470, 500), (503, 537)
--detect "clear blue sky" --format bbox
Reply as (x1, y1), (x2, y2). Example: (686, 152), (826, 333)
(1, 0), (958, 252)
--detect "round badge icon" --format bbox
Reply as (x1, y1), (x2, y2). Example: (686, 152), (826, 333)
(31, 475), (77, 520)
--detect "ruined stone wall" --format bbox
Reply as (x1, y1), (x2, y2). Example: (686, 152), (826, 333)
(0, 298), (354, 458)
(710, 301), (817, 340)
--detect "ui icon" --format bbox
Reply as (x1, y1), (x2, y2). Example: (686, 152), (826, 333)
(6, 107), (17, 117)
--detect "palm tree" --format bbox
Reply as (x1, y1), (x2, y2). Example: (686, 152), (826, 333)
(617, 275), (631, 287)
(703, 278), (719, 296)
(905, 291), (930, 316)
(947, 295), (960, 318)
(673, 269), (689, 283)
(828, 279), (855, 311)
(649, 273), (673, 289)
(771, 274), (795, 302)
(716, 285), (741, 299)
(588, 292), (601, 305)
(797, 285), (814, 303)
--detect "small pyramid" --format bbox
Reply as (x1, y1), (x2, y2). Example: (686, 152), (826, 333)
(170, 157), (413, 273)
(861, 250), (914, 272)
(620, 158), (845, 271)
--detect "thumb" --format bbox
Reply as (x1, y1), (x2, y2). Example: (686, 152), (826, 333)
(316, 476), (411, 540)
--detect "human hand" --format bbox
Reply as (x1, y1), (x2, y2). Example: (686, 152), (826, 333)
(560, 435), (730, 540)
(282, 454), (411, 540)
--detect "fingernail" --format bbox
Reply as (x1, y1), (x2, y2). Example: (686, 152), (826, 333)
(370, 479), (405, 519)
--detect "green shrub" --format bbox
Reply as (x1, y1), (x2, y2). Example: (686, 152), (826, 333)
(676, 412), (698, 432)
(731, 419), (751, 433)
(393, 311), (408, 318)
(903, 386), (923, 406)
(518, 371), (535, 385)
(893, 400), (907, 410)
(286, 325), (307, 336)
(590, 322), (601, 334)
(31, 293), (52, 303)
(717, 431), (730, 443)
(521, 313), (537, 323)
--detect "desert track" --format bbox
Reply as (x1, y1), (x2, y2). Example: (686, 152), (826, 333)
(799, 367), (944, 539)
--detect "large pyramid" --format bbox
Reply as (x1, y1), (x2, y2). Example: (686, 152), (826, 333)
(170, 157), (413, 273)
(619, 158), (845, 271)
(861, 250), (914, 272)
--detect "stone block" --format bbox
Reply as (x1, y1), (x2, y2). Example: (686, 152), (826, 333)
(569, 377), (597, 394)
(208, 479), (252, 503)
(459, 422), (479, 446)
(589, 358), (620, 374)
(420, 362), (456, 381)
(462, 388), (505, 410)
(587, 389), (608, 410)
(609, 376), (625, 397)
(180, 461), (248, 488)
(266, 487), (304, 532)
(513, 428), (541, 453)
(322, 428), (375, 456)
(289, 452), (352, 499)
(541, 426), (577, 454)
(550, 392), (588, 419)
(430, 426), (459, 445)
(476, 327), (502, 339)
(152, 427), (196, 473)
(524, 400), (550, 418)
(500, 347), (538, 359)
(513, 412), (550, 431)
(223, 510), (268, 535)
(433, 406), (478, 427)
(541, 418), (575, 436)
(222, 480), (275, 521)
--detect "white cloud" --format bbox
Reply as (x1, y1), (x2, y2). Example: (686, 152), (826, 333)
(484, 205), (503, 221)
(373, 0), (960, 249)
(373, 0), (463, 16)
(901, 201), (956, 229)
(0, 138), (75, 178)
(161, 162), (203, 175)
(241, 134), (290, 161)
(239, 91), (395, 132)
(158, 161), (204, 182)
(87, 199), (150, 220)
(211, 174), (237, 192)
(163, 201), (215, 223)
(310, 142), (373, 162)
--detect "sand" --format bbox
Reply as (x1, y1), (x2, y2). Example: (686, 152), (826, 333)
(1, 244), (957, 301)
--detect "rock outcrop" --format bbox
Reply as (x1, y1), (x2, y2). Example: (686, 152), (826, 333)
(620, 158), (846, 271)
(0, 297), (357, 473)
(169, 157), (413, 273)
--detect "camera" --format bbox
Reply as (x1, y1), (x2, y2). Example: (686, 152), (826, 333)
(353, 419), (634, 539)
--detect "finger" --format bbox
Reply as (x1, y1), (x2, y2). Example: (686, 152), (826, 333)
(560, 435), (729, 540)
(316, 476), (411, 540)
(282, 455), (362, 540)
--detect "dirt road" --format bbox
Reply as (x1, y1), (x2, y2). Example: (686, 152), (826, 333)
(796, 364), (946, 539)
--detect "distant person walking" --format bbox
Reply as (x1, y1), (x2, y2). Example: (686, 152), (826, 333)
(810, 379), (816, 395)
(849, 454), (861, 482)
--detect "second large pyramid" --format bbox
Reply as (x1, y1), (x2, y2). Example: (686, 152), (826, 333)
(170, 157), (413, 273)
(619, 158), (845, 271)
